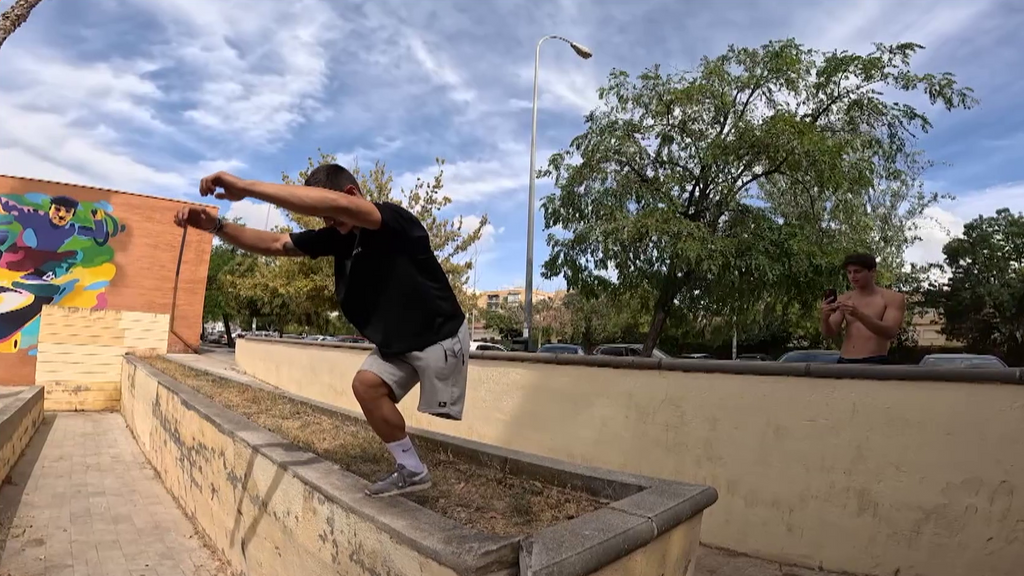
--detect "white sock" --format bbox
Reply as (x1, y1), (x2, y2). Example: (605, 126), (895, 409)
(386, 437), (425, 474)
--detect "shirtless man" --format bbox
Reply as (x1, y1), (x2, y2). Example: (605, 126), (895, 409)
(820, 253), (906, 364)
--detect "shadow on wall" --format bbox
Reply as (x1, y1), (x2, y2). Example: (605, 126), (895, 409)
(0, 192), (126, 358)
(228, 442), (323, 563)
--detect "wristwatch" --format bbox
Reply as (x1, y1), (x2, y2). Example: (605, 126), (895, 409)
(208, 216), (225, 235)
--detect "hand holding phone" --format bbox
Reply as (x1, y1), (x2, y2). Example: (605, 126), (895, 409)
(820, 288), (839, 317)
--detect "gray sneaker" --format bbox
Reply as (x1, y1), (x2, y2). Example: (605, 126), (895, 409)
(366, 465), (432, 498)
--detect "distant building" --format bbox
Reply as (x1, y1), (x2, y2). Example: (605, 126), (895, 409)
(468, 287), (565, 341)
(911, 310), (957, 347)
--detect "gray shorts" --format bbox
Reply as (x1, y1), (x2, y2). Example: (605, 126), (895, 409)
(359, 321), (469, 420)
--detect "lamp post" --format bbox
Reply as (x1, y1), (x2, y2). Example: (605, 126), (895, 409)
(523, 34), (592, 350)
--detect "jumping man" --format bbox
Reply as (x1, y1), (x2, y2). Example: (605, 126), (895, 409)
(820, 253), (907, 364)
(173, 165), (469, 497)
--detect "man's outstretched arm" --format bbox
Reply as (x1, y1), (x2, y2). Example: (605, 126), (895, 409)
(215, 221), (303, 257)
(203, 173), (382, 231)
(173, 206), (302, 257)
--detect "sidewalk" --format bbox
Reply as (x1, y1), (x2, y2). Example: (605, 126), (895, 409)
(0, 413), (227, 576)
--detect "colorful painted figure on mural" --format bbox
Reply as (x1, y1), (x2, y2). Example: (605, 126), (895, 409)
(0, 192), (125, 354)
(0, 195), (111, 281)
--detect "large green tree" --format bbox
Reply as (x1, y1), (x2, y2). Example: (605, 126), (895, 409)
(540, 38), (977, 355)
(924, 209), (1024, 364)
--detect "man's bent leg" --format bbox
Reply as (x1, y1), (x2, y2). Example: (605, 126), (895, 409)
(352, 370), (407, 442)
(354, 351), (432, 497)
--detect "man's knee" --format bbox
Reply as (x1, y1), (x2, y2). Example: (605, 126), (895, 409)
(352, 371), (392, 404)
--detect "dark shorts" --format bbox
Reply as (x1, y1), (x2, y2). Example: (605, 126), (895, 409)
(837, 355), (889, 365)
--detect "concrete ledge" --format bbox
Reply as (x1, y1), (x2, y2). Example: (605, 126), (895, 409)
(165, 353), (713, 508)
(0, 386), (44, 482)
(244, 336), (1023, 384)
(123, 356), (717, 576)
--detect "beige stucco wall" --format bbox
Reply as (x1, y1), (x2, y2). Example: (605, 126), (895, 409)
(0, 387), (43, 483)
(237, 339), (1024, 576)
(592, 513), (702, 576)
(120, 361), (462, 576)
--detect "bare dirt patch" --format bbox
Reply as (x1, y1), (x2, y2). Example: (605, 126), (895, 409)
(143, 356), (608, 537)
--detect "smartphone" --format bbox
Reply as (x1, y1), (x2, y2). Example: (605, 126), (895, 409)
(824, 288), (838, 303)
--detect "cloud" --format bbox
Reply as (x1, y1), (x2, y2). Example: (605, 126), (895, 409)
(0, 11), (249, 197)
(405, 32), (477, 104)
(458, 213), (504, 265)
(2, 0), (1022, 295)
(0, 102), (190, 193)
(224, 199), (290, 231)
(121, 0), (340, 149)
(336, 138), (406, 168)
(905, 181), (1024, 266)
(391, 144), (558, 205)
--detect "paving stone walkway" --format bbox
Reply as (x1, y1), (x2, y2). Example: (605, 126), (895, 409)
(0, 412), (228, 576)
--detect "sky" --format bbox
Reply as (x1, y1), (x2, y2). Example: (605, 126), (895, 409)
(1, 0), (1022, 292)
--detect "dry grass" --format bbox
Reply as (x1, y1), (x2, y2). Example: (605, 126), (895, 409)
(143, 356), (607, 537)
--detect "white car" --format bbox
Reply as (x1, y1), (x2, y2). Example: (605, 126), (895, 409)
(470, 341), (508, 352)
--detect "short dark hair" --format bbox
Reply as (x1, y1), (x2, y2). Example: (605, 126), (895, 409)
(842, 252), (877, 271)
(50, 196), (79, 210)
(304, 164), (361, 194)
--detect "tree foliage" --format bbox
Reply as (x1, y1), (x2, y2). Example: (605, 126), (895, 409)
(540, 38), (977, 355)
(483, 303), (524, 341)
(202, 218), (255, 346)
(923, 209), (1024, 364)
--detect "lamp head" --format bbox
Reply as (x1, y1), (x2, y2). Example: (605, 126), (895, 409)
(570, 42), (593, 59)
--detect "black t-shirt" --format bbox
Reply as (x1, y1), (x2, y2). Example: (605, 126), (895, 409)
(289, 202), (465, 356)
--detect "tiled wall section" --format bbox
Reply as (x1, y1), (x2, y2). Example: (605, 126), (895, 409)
(36, 306), (169, 411)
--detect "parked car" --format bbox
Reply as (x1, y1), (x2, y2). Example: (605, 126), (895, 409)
(679, 353), (715, 360)
(737, 353), (774, 362)
(332, 335), (369, 344)
(777, 349), (841, 363)
(537, 343), (586, 355)
(470, 341), (508, 352)
(592, 343), (671, 359)
(919, 354), (1007, 369)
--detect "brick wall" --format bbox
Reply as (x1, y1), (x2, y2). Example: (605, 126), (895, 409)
(0, 175), (216, 385)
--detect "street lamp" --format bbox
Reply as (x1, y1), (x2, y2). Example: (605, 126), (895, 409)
(523, 34), (592, 350)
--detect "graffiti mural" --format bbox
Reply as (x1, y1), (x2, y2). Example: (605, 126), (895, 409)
(0, 193), (126, 354)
